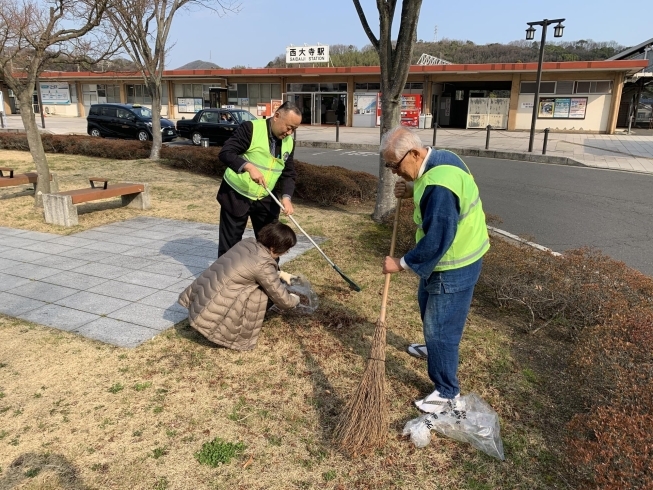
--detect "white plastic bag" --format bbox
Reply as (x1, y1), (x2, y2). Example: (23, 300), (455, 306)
(269, 274), (318, 315)
(402, 393), (505, 460)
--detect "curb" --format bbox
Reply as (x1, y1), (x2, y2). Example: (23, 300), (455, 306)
(488, 226), (561, 256)
(295, 140), (586, 167)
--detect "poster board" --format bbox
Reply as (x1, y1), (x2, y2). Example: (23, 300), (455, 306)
(537, 97), (587, 120)
(39, 82), (70, 104)
(271, 99), (283, 114)
(177, 97), (203, 113)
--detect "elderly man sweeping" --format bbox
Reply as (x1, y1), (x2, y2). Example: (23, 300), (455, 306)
(381, 126), (490, 413)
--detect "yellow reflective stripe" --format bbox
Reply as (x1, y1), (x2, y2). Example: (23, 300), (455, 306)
(246, 160), (283, 173)
(459, 195), (480, 221)
(436, 239), (489, 267)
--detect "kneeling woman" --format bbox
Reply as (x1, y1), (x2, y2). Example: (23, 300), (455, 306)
(178, 222), (300, 351)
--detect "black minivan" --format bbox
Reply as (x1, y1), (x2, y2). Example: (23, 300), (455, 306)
(87, 103), (177, 142)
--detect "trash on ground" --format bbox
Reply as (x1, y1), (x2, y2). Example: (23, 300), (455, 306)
(402, 393), (505, 460)
(270, 274), (318, 315)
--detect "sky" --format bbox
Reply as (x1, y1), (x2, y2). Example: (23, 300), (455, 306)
(165, 0), (653, 69)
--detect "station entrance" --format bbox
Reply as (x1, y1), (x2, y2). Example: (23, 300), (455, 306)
(286, 92), (347, 125)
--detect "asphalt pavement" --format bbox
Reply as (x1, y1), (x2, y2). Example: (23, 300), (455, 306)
(295, 147), (653, 277)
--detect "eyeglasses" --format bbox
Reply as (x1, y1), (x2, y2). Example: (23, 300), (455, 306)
(384, 148), (413, 169)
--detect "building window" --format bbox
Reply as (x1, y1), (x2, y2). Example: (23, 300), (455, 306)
(574, 81), (612, 94)
(126, 84), (156, 105)
(555, 81), (574, 94)
(286, 83), (347, 93)
(520, 81), (556, 94)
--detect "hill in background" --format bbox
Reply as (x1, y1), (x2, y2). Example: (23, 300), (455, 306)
(265, 39), (628, 68)
(175, 60), (222, 70)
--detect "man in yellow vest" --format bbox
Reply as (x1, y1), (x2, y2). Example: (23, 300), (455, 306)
(218, 102), (302, 257)
(381, 126), (490, 413)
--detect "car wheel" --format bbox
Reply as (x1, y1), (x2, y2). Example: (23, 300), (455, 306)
(90, 128), (102, 137)
(191, 132), (202, 146)
(137, 130), (150, 141)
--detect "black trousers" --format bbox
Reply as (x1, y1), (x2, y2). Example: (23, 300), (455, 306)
(218, 198), (280, 257)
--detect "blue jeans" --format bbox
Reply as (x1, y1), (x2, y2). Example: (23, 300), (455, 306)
(417, 259), (482, 399)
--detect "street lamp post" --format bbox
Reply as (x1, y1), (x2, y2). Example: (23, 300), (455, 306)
(526, 18), (565, 152)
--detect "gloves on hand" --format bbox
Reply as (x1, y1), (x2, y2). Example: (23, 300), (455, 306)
(278, 270), (298, 285)
(289, 293), (300, 307)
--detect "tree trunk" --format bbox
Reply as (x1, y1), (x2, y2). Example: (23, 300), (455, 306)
(17, 90), (51, 206)
(372, 96), (401, 221)
(149, 81), (162, 160)
(356, 0), (421, 221)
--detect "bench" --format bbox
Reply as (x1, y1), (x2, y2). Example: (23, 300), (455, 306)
(0, 167), (59, 192)
(43, 177), (150, 227)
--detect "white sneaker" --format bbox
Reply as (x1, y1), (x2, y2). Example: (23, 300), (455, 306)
(414, 389), (460, 413)
(406, 343), (428, 359)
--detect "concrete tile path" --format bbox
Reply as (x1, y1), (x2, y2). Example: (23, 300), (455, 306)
(0, 217), (317, 348)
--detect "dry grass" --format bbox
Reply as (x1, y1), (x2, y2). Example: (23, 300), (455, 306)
(0, 150), (575, 489)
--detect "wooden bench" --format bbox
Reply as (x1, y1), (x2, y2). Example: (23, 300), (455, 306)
(43, 177), (150, 227)
(0, 167), (59, 192)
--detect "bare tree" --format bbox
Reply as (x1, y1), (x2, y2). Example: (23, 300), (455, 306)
(106, 0), (240, 160)
(353, 0), (423, 220)
(0, 0), (113, 204)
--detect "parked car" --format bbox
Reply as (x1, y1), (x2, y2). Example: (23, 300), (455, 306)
(87, 103), (177, 142)
(176, 108), (257, 146)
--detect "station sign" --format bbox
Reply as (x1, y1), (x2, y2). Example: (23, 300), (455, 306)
(286, 45), (330, 64)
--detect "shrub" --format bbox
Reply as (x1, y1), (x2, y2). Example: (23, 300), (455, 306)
(566, 307), (653, 489)
(380, 198), (417, 256)
(477, 241), (653, 336)
(0, 133), (379, 206)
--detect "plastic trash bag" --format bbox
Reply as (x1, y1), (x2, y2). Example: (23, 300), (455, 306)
(269, 274), (318, 315)
(402, 393), (505, 460)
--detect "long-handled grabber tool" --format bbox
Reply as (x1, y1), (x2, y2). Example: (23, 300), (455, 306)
(263, 184), (361, 292)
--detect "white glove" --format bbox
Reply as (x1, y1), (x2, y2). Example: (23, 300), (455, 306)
(278, 270), (298, 285)
(289, 293), (300, 307)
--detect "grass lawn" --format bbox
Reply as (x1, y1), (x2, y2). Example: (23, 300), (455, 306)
(0, 150), (575, 489)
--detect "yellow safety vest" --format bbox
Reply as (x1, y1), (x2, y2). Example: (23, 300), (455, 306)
(413, 154), (490, 271)
(223, 119), (294, 200)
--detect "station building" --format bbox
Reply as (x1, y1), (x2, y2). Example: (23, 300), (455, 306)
(1, 59), (648, 134)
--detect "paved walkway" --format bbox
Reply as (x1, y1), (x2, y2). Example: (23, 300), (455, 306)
(295, 125), (653, 174)
(3, 114), (653, 173)
(0, 217), (316, 348)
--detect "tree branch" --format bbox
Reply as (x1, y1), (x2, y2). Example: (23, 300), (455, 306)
(352, 0), (379, 51)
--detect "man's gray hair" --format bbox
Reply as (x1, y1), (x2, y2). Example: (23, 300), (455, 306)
(380, 126), (424, 161)
(276, 101), (302, 118)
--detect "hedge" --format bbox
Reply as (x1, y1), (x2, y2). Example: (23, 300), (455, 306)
(0, 132), (378, 206)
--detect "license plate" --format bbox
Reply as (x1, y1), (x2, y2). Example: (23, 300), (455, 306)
(167, 130), (173, 135)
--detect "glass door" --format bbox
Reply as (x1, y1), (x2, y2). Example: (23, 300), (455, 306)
(312, 93), (321, 125)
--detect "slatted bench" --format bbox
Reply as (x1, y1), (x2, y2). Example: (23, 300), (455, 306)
(0, 167), (59, 192)
(43, 177), (150, 227)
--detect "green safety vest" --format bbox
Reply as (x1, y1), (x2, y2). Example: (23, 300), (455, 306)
(413, 155), (490, 271)
(223, 119), (294, 200)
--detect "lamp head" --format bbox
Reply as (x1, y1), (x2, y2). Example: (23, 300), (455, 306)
(526, 26), (536, 40)
(554, 22), (565, 38)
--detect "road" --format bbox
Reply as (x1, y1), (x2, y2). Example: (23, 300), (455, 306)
(294, 147), (653, 277)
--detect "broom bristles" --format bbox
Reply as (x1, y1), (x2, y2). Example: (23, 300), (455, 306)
(333, 318), (389, 456)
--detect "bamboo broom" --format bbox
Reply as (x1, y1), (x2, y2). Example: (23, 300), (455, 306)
(334, 199), (402, 456)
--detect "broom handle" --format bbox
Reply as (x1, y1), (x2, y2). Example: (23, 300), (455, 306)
(379, 199), (402, 324)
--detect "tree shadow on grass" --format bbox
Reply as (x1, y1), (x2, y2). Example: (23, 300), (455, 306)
(0, 452), (88, 490)
(281, 296), (431, 454)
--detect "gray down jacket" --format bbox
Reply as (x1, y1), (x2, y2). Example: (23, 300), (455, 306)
(178, 238), (299, 351)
